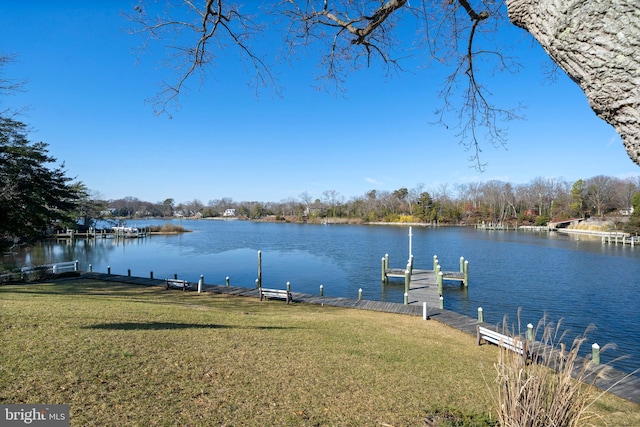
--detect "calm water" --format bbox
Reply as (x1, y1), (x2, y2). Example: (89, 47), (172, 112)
(6, 219), (640, 375)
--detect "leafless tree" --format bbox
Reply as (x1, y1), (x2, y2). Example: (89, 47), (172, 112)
(586, 175), (616, 217)
(126, 1), (640, 168)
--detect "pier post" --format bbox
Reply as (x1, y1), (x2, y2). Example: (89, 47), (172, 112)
(358, 288), (363, 301)
(477, 307), (484, 322)
(257, 250), (262, 288)
(435, 264), (441, 280)
(198, 275), (204, 293)
(439, 296), (443, 309)
(527, 323), (534, 342)
(320, 284), (323, 296)
(437, 272), (443, 295)
(433, 255), (438, 271)
(286, 281), (291, 293)
(255, 279), (259, 289)
(150, 271), (154, 279)
(107, 266), (111, 275)
(423, 302), (428, 320)
(404, 292), (408, 305)
(226, 276), (229, 287)
(404, 268), (411, 296)
(128, 269), (131, 277)
(88, 264), (92, 272)
(381, 257), (386, 282)
(592, 343), (600, 364)
(464, 260), (469, 287)
(74, 260), (79, 272)
(459, 256), (464, 273)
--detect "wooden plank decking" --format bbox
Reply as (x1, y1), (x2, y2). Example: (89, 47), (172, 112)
(77, 272), (640, 405)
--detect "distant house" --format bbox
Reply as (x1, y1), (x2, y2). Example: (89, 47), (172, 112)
(223, 209), (236, 217)
(619, 207), (634, 216)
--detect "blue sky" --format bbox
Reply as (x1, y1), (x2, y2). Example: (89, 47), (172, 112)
(2, 2), (638, 204)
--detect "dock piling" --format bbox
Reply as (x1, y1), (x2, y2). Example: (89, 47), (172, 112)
(257, 250), (262, 288)
(592, 343), (600, 364)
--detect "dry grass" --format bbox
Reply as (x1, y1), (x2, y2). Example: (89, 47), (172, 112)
(1, 280), (639, 426)
(491, 316), (638, 427)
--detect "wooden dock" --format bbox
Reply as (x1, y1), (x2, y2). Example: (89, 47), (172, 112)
(77, 271), (640, 405)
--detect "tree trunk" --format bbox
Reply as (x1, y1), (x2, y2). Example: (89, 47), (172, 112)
(507, 0), (640, 166)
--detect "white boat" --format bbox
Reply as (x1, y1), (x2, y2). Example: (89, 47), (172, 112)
(111, 226), (142, 238)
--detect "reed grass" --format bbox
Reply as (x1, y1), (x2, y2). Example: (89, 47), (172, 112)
(490, 315), (635, 427)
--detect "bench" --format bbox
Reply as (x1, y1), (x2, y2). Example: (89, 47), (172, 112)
(259, 287), (292, 304)
(477, 326), (528, 363)
(165, 278), (191, 291)
(21, 261), (79, 275)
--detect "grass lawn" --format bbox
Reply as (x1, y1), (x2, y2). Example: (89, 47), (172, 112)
(1, 279), (639, 426)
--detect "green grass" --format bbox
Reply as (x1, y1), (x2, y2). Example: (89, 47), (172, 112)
(1, 280), (638, 426)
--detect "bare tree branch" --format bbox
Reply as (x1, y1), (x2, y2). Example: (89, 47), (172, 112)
(126, 1), (524, 168)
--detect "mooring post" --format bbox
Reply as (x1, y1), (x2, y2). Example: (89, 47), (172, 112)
(255, 279), (259, 289)
(404, 268), (411, 296)
(423, 302), (428, 320)
(286, 281), (291, 293)
(198, 275), (203, 293)
(320, 284), (323, 296)
(437, 271), (443, 295)
(527, 323), (534, 342)
(381, 257), (386, 282)
(404, 292), (408, 305)
(88, 264), (92, 272)
(433, 255), (438, 271)
(435, 263), (441, 280)
(477, 307), (484, 322)
(358, 288), (363, 301)
(439, 295), (443, 309)
(226, 276), (229, 287)
(592, 343), (600, 365)
(257, 250), (262, 288)
(385, 253), (389, 271)
(459, 256), (464, 273)
(464, 260), (469, 287)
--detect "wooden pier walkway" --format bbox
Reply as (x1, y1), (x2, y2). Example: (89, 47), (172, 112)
(79, 272), (640, 405)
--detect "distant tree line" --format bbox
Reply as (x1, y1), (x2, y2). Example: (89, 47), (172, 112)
(102, 175), (640, 233)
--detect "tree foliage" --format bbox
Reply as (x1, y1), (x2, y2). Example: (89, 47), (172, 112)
(0, 117), (81, 249)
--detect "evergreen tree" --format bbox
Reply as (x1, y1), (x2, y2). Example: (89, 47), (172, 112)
(0, 116), (81, 249)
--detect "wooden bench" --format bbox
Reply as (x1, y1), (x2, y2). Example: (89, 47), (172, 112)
(477, 326), (528, 363)
(259, 287), (292, 304)
(165, 278), (191, 291)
